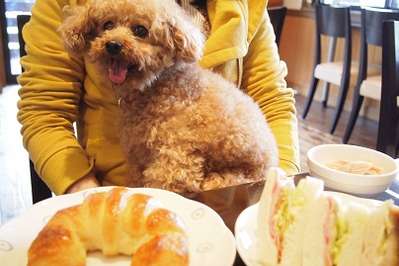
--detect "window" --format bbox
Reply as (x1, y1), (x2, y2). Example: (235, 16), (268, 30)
(388, 0), (399, 8)
(321, 0), (397, 8)
(1, 0), (34, 84)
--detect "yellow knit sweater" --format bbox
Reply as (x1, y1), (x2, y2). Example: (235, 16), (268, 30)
(18, 0), (300, 194)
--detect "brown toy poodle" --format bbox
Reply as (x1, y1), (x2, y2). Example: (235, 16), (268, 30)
(59, 0), (278, 193)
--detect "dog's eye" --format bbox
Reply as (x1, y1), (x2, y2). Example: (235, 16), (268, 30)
(132, 25), (149, 38)
(103, 21), (114, 31)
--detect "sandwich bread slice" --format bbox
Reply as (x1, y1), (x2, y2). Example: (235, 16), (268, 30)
(331, 201), (370, 266)
(360, 200), (399, 266)
(302, 194), (338, 266)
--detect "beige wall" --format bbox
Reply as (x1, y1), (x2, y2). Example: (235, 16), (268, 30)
(269, 0), (284, 7)
(279, 14), (381, 121)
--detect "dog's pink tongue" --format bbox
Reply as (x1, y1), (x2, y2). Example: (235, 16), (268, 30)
(108, 60), (128, 85)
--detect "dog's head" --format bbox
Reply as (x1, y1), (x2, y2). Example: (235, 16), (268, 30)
(59, 0), (204, 90)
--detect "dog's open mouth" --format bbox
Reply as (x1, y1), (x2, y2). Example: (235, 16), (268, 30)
(108, 59), (139, 85)
(108, 59), (128, 85)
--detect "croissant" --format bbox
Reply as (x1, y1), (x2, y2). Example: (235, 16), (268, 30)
(27, 187), (189, 266)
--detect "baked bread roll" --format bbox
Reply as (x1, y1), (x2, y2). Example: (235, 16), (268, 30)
(27, 187), (189, 266)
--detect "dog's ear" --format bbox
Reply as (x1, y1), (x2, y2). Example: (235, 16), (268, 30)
(58, 5), (96, 54)
(166, 17), (205, 63)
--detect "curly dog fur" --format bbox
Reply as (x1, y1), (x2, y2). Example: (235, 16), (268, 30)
(59, 0), (278, 192)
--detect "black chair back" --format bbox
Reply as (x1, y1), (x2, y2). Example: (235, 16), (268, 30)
(311, 3), (352, 73)
(268, 6), (287, 47)
(357, 8), (399, 92)
(377, 20), (399, 157)
(316, 4), (351, 38)
(363, 7), (399, 46)
(313, 3), (352, 67)
(17, 15), (53, 203)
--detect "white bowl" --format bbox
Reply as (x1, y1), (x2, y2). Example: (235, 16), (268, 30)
(307, 144), (399, 195)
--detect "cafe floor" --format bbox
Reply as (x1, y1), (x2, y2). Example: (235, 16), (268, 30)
(0, 85), (378, 225)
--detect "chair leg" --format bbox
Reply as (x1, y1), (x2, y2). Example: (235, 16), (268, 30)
(302, 77), (319, 119)
(379, 123), (398, 157)
(396, 122), (399, 157)
(396, 132), (399, 157)
(321, 82), (330, 108)
(393, 125), (399, 157)
(381, 117), (399, 157)
(330, 81), (351, 134)
(343, 95), (364, 143)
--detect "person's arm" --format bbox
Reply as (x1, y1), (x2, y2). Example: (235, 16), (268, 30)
(17, 0), (98, 194)
(66, 172), (99, 193)
(241, 12), (300, 175)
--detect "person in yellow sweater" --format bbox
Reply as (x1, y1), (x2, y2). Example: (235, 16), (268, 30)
(18, 0), (300, 195)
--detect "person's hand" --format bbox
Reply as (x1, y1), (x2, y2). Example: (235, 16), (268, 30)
(66, 172), (100, 194)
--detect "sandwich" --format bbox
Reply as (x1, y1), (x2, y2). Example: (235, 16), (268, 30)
(257, 168), (293, 266)
(360, 200), (399, 266)
(257, 169), (399, 266)
(257, 168), (325, 266)
(302, 193), (375, 266)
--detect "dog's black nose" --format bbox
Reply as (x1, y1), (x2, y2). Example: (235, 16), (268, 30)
(106, 41), (122, 55)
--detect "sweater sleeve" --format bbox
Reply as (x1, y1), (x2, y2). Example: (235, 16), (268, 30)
(17, 0), (94, 195)
(241, 12), (300, 175)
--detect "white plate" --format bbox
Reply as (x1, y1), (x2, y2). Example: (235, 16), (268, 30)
(0, 187), (236, 266)
(235, 204), (261, 266)
(234, 192), (383, 266)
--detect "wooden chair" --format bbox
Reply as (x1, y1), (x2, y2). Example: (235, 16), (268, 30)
(343, 8), (399, 143)
(377, 20), (399, 157)
(17, 15), (53, 204)
(268, 6), (288, 47)
(302, 2), (355, 134)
